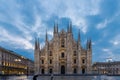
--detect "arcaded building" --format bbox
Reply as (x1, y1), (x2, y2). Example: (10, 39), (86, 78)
(34, 23), (92, 75)
(0, 46), (34, 75)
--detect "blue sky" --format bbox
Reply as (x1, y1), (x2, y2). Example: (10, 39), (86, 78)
(0, 0), (120, 62)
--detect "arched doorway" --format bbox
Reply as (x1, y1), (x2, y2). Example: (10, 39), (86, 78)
(49, 69), (52, 74)
(61, 65), (65, 74)
(73, 68), (77, 74)
(41, 69), (44, 74)
(82, 68), (85, 74)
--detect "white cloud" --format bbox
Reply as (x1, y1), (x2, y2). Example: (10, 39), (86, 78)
(38, 0), (101, 33)
(97, 19), (110, 29)
(110, 35), (120, 46)
(0, 27), (34, 50)
(96, 12), (120, 29)
(112, 41), (119, 45)
(102, 48), (110, 52)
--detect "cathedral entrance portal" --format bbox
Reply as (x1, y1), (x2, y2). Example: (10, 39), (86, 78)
(82, 68), (85, 74)
(61, 65), (65, 74)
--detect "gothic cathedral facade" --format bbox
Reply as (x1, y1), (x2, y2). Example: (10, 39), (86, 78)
(34, 23), (92, 75)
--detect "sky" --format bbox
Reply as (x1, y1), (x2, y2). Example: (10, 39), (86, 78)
(0, 0), (120, 63)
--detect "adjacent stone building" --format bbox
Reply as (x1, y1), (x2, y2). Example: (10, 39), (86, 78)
(92, 61), (120, 75)
(34, 23), (92, 75)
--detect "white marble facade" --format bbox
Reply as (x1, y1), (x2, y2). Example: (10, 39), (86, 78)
(34, 23), (92, 75)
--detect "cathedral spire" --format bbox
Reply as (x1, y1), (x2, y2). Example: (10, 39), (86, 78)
(69, 21), (72, 33)
(35, 37), (38, 49)
(35, 37), (40, 50)
(56, 23), (58, 33)
(77, 29), (81, 49)
(86, 39), (89, 50)
(37, 38), (40, 50)
(89, 39), (92, 50)
(78, 29), (81, 43)
(46, 29), (48, 42)
(54, 23), (56, 33)
(54, 21), (58, 33)
(86, 38), (92, 50)
(67, 21), (72, 33)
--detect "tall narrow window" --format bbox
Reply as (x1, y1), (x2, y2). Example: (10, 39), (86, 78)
(74, 59), (76, 64)
(61, 52), (64, 58)
(50, 59), (52, 64)
(41, 60), (44, 64)
(82, 59), (85, 64)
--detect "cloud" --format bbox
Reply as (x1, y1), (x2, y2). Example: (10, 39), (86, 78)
(37, 0), (101, 33)
(98, 34), (120, 61)
(96, 12), (120, 29)
(110, 35), (120, 46)
(102, 48), (110, 52)
(111, 41), (119, 46)
(96, 19), (111, 29)
(0, 27), (33, 50)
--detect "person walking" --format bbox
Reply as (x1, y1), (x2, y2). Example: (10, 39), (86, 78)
(51, 74), (54, 80)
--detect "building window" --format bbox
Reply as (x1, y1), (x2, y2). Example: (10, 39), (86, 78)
(49, 51), (52, 56)
(73, 51), (76, 56)
(74, 59), (76, 64)
(73, 68), (77, 74)
(61, 53), (64, 58)
(50, 59), (52, 64)
(82, 59), (85, 64)
(42, 60), (44, 64)
(61, 39), (65, 47)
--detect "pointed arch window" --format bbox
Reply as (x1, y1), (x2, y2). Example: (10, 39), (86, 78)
(82, 59), (85, 64)
(41, 60), (44, 64)
(50, 59), (52, 64)
(74, 59), (76, 64)
(61, 52), (64, 58)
